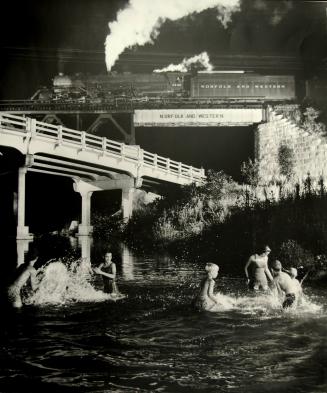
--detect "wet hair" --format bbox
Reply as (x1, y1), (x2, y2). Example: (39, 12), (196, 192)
(258, 244), (271, 254)
(205, 263), (219, 275)
(271, 260), (282, 271)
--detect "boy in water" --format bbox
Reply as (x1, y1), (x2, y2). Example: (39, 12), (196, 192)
(194, 263), (220, 311)
(7, 252), (39, 308)
(286, 268), (302, 293)
(284, 267), (304, 305)
(271, 260), (300, 309)
(93, 252), (119, 296)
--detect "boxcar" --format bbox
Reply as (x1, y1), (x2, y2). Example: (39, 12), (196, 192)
(190, 73), (296, 101)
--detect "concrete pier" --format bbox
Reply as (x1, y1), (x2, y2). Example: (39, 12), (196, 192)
(73, 176), (138, 236)
(16, 167), (33, 240)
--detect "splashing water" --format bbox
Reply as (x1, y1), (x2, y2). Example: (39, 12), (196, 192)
(25, 259), (123, 306)
(153, 51), (213, 73)
(105, 0), (240, 71)
(204, 291), (323, 318)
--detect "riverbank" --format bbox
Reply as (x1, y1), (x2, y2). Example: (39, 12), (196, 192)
(92, 170), (327, 283)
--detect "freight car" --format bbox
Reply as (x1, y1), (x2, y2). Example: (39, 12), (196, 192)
(33, 71), (297, 103)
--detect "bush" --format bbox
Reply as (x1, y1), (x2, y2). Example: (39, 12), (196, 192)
(301, 106), (326, 135)
(92, 213), (124, 239)
(277, 239), (315, 270)
(278, 144), (294, 179)
(240, 158), (259, 186)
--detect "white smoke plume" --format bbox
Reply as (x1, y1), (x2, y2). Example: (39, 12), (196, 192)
(270, 1), (293, 26)
(153, 51), (213, 73)
(216, 4), (238, 29)
(105, 0), (240, 71)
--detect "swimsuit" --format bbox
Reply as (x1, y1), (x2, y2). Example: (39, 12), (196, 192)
(102, 264), (118, 295)
(282, 293), (296, 308)
(249, 267), (268, 290)
(248, 255), (268, 290)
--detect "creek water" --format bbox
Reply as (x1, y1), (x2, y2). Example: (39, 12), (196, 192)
(0, 237), (326, 393)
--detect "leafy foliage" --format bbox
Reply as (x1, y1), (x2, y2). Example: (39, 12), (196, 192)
(278, 144), (294, 179)
(240, 158), (259, 186)
(277, 240), (315, 270)
(301, 106), (326, 135)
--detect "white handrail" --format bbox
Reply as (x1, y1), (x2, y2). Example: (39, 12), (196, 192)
(0, 112), (206, 182)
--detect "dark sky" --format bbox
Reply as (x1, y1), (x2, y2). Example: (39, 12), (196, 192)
(1, 0), (327, 98)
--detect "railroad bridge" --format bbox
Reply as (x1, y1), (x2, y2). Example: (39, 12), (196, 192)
(0, 99), (267, 144)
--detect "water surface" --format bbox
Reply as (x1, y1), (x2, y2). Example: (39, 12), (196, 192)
(0, 238), (326, 393)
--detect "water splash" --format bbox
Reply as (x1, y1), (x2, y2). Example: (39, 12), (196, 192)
(205, 291), (323, 317)
(25, 259), (123, 306)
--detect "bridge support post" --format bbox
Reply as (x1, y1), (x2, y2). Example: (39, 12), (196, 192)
(73, 176), (141, 233)
(121, 187), (135, 221)
(77, 190), (93, 237)
(16, 167), (33, 240)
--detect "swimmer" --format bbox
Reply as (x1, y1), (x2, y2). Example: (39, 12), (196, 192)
(271, 260), (300, 309)
(244, 245), (274, 291)
(7, 252), (39, 308)
(93, 252), (120, 296)
(285, 268), (302, 293)
(194, 263), (220, 311)
(284, 267), (305, 305)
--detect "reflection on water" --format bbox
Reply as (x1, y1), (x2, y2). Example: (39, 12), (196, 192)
(120, 244), (135, 281)
(16, 239), (32, 266)
(1, 235), (326, 393)
(77, 235), (93, 266)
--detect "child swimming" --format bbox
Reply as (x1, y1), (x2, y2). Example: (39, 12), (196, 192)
(284, 267), (303, 305)
(194, 263), (235, 311)
(194, 263), (228, 311)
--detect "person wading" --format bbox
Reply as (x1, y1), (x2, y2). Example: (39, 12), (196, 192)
(244, 245), (274, 291)
(93, 252), (119, 296)
(7, 252), (40, 308)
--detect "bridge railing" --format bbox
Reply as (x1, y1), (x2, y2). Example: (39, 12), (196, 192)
(0, 112), (205, 183)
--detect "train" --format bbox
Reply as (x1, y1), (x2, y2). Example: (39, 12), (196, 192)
(31, 71), (326, 105)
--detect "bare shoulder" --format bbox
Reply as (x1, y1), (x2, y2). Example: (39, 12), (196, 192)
(279, 271), (292, 283)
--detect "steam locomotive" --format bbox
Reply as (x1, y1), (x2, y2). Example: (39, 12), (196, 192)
(32, 71), (324, 104)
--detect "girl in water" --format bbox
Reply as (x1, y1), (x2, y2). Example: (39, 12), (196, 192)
(194, 263), (221, 311)
(244, 245), (274, 291)
(93, 252), (120, 297)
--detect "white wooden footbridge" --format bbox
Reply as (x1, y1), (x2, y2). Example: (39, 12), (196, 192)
(0, 113), (205, 239)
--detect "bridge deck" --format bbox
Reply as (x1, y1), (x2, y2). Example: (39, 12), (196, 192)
(0, 99), (266, 114)
(0, 112), (205, 186)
